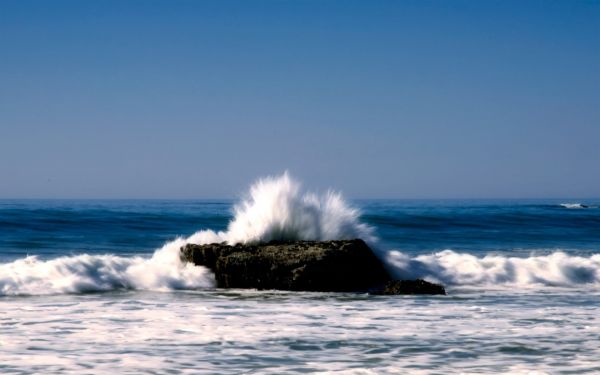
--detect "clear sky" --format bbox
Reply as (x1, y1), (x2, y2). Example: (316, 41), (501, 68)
(1, 0), (598, 199)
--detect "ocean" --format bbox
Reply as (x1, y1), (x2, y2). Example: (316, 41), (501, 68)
(1, 175), (599, 374)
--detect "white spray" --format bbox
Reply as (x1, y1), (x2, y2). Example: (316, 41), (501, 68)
(2, 173), (600, 296)
(0, 173), (374, 295)
(187, 172), (376, 245)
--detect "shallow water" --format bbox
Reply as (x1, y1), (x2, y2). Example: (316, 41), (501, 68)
(2, 289), (599, 374)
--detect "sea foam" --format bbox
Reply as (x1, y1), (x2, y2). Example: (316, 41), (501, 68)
(386, 250), (600, 288)
(2, 173), (600, 296)
(0, 239), (214, 296)
(0, 173), (374, 296)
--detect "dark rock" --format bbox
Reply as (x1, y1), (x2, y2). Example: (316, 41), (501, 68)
(371, 279), (446, 295)
(181, 239), (391, 292)
(180, 239), (447, 295)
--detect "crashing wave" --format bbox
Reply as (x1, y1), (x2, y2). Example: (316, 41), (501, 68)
(187, 172), (375, 245)
(3, 173), (600, 296)
(385, 250), (600, 288)
(0, 239), (214, 296)
(0, 173), (374, 296)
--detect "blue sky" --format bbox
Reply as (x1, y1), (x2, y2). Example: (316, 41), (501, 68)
(1, 0), (598, 198)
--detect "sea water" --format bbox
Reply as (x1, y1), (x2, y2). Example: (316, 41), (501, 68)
(1, 174), (599, 374)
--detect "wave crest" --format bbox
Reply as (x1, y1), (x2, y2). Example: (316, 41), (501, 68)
(4, 174), (599, 296)
(1, 173), (374, 296)
(0, 239), (214, 296)
(386, 250), (600, 287)
(560, 203), (593, 209)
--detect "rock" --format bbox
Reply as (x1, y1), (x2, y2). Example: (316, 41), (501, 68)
(371, 279), (446, 295)
(180, 239), (446, 295)
(181, 239), (391, 292)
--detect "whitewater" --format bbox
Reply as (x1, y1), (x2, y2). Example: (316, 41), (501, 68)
(1, 173), (599, 296)
(1, 173), (377, 296)
(1, 174), (600, 373)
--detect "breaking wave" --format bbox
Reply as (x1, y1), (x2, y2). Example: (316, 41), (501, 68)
(187, 172), (376, 245)
(386, 250), (600, 288)
(0, 173), (374, 296)
(0, 239), (215, 296)
(560, 203), (594, 209)
(2, 173), (600, 296)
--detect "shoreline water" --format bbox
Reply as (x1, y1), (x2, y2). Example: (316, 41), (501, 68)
(1, 177), (599, 373)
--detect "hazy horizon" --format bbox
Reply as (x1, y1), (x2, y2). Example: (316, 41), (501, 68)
(1, 1), (598, 199)
(1, 191), (599, 201)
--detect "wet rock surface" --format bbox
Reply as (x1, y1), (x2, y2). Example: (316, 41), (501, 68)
(372, 279), (446, 295)
(181, 239), (445, 295)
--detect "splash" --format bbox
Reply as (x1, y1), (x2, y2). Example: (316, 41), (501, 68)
(187, 172), (375, 245)
(3, 173), (599, 296)
(0, 173), (374, 296)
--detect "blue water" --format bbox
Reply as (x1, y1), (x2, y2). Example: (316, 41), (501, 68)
(1, 199), (598, 261)
(360, 199), (600, 255)
(1, 199), (600, 374)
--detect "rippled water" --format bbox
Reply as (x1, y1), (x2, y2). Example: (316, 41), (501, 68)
(1, 197), (599, 373)
(2, 289), (599, 374)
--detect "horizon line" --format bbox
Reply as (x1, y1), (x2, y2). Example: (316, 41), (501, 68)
(0, 197), (598, 201)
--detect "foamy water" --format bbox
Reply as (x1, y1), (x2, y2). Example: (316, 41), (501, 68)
(1, 173), (375, 296)
(2, 174), (599, 296)
(386, 250), (600, 288)
(0, 246), (215, 296)
(2, 289), (599, 374)
(1, 174), (599, 373)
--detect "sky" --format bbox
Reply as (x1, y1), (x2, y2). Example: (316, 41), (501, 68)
(0, 0), (598, 199)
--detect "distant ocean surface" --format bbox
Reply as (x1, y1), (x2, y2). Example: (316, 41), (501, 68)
(1, 180), (600, 373)
(2, 199), (599, 261)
